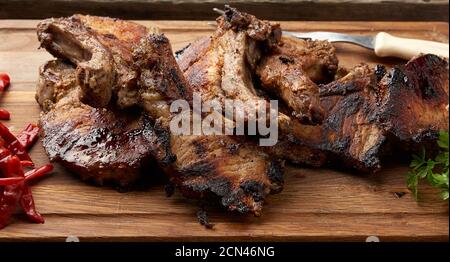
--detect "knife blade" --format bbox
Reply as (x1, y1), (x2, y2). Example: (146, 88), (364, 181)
(283, 31), (375, 49)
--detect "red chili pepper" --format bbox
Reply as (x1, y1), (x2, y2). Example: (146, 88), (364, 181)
(0, 147), (11, 160)
(0, 109), (10, 120)
(20, 160), (34, 168)
(25, 164), (53, 182)
(19, 164), (53, 224)
(0, 177), (24, 186)
(0, 122), (31, 161)
(19, 185), (44, 224)
(0, 122), (50, 229)
(0, 154), (23, 177)
(0, 183), (24, 229)
(0, 156), (49, 227)
(16, 123), (40, 149)
(0, 156), (24, 229)
(0, 72), (10, 91)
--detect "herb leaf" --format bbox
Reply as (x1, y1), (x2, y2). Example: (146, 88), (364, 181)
(406, 131), (449, 201)
(437, 130), (449, 150)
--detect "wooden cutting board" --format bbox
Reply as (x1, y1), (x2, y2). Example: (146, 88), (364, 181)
(0, 20), (448, 241)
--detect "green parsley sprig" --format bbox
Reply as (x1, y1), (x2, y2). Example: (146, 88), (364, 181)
(406, 130), (449, 200)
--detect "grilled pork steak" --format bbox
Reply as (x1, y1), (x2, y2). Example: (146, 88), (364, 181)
(177, 8), (449, 171)
(285, 55), (449, 171)
(37, 60), (164, 187)
(178, 6), (325, 125)
(37, 15), (283, 215)
(177, 7), (333, 165)
(132, 34), (284, 215)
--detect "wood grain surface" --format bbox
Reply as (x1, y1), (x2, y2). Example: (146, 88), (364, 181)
(0, 0), (448, 21)
(0, 20), (448, 241)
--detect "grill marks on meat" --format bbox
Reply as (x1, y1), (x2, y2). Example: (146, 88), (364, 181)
(37, 15), (157, 108)
(257, 36), (338, 124)
(291, 55), (449, 171)
(37, 60), (163, 187)
(311, 64), (386, 170)
(378, 55), (449, 144)
(169, 135), (283, 215)
(132, 34), (284, 215)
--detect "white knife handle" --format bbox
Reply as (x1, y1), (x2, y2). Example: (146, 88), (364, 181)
(374, 32), (449, 60)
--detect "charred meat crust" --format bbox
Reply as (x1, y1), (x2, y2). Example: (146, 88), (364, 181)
(165, 135), (284, 215)
(131, 32), (286, 215)
(221, 5), (281, 47)
(378, 54), (449, 145)
(297, 55), (449, 171)
(134, 34), (193, 103)
(196, 208), (214, 229)
(303, 64), (393, 171)
(151, 119), (177, 165)
(266, 159), (284, 193)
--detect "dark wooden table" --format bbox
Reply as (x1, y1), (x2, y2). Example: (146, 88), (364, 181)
(0, 0), (448, 21)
